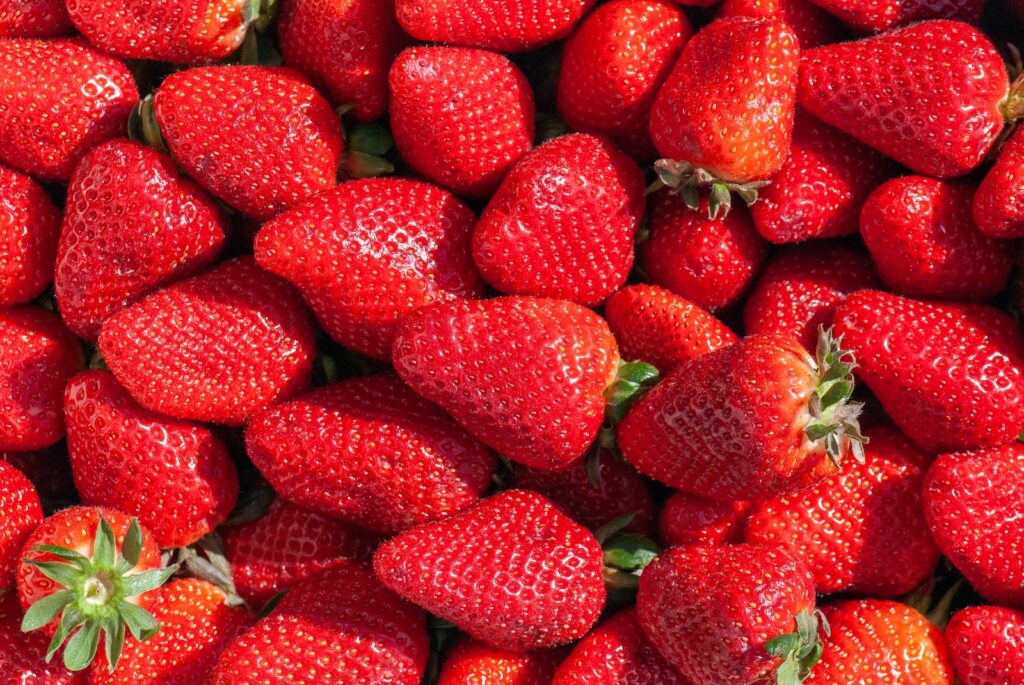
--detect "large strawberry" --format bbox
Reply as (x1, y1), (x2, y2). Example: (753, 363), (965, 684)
(805, 0), (982, 32)
(0, 591), (84, 684)
(0, 460), (41, 586)
(472, 134), (646, 305)
(946, 606), (1024, 685)
(973, 126), (1024, 238)
(374, 489), (606, 651)
(0, 38), (137, 181)
(0, 0), (71, 37)
(716, 0), (842, 48)
(439, 637), (566, 685)
(255, 177), (485, 360)
(0, 162), (59, 305)
(99, 257), (315, 426)
(659, 492), (750, 547)
(56, 138), (228, 341)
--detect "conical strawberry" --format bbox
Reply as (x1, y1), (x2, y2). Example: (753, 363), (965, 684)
(658, 492), (750, 547)
(946, 606), (1024, 685)
(0, 162), (60, 306)
(0, 0), (71, 37)
(0, 460), (41, 586)
(716, 0), (842, 48)
(439, 637), (566, 685)
(974, 126), (1024, 238)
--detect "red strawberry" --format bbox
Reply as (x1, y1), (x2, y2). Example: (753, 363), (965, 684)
(860, 176), (1013, 301)
(797, 21), (1010, 178)
(0, 460), (41, 586)
(658, 492), (750, 547)
(374, 489), (606, 651)
(211, 561), (429, 684)
(605, 284), (738, 375)
(946, 606), (1024, 685)
(973, 126), (1024, 238)
(56, 138), (228, 341)
(805, 0), (982, 32)
(716, 0), (842, 48)
(439, 637), (566, 685)
(924, 443), (1024, 608)
(0, 0), (71, 37)
(392, 296), (621, 470)
(1, 444), (76, 501)
(0, 307), (83, 451)
(278, 0), (405, 120)
(0, 591), (84, 684)
(473, 134), (646, 305)
(639, 193), (768, 311)
(255, 177), (485, 360)
(99, 257), (315, 426)
(0, 162), (60, 306)
(149, 66), (343, 221)
(834, 290), (1024, 452)
(0, 38), (137, 181)
(557, 0), (691, 159)
(637, 544), (820, 685)
(743, 241), (881, 352)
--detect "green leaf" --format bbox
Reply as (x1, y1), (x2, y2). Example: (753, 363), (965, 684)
(31, 546), (91, 568)
(593, 513), (636, 545)
(46, 605), (87, 662)
(93, 518), (116, 568)
(102, 615), (125, 672)
(21, 590), (73, 632)
(775, 653), (800, 685)
(602, 534), (659, 572)
(23, 560), (81, 589)
(347, 123), (393, 156)
(765, 633), (798, 658)
(121, 566), (176, 599)
(120, 519), (143, 568)
(818, 380), (853, 410)
(118, 602), (160, 642)
(63, 619), (101, 671)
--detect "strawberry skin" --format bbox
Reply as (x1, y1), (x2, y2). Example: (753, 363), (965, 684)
(0, 162), (60, 306)
(805, 0), (982, 32)
(0, 591), (85, 684)
(56, 139), (228, 341)
(946, 606), (1024, 685)
(974, 126), (1024, 238)
(255, 177), (485, 360)
(374, 489), (606, 651)
(439, 637), (566, 685)
(0, 0), (71, 37)
(0, 460), (41, 586)
(716, 0), (842, 48)
(659, 492), (750, 547)
(473, 134), (646, 305)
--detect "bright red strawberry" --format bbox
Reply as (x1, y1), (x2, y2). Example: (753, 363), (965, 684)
(473, 134), (645, 305)
(0, 460), (41, 586)
(255, 177), (485, 360)
(388, 46), (534, 198)
(0, 307), (83, 451)
(805, 0), (981, 31)
(924, 443), (1024, 608)
(99, 257), (315, 426)
(149, 66), (343, 221)
(946, 606), (1024, 685)
(0, 0), (71, 37)
(1, 444), (76, 501)
(0, 162), (60, 306)
(834, 290), (1024, 452)
(0, 38), (137, 181)
(557, 0), (690, 159)
(658, 492), (750, 547)
(637, 544), (820, 685)
(211, 561), (429, 684)
(797, 21), (1010, 178)
(0, 591), (85, 684)
(974, 126), (1024, 238)
(374, 489), (606, 651)
(716, 0), (842, 48)
(439, 637), (566, 685)
(392, 296), (620, 470)
(56, 139), (228, 341)
(743, 241), (881, 352)
(394, 0), (596, 51)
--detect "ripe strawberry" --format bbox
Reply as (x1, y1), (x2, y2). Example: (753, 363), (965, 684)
(0, 162), (60, 306)
(0, 38), (137, 181)
(637, 544), (820, 685)
(659, 492), (750, 547)
(392, 296), (620, 470)
(834, 290), (1024, 452)
(805, 0), (981, 32)
(924, 443), (1024, 608)
(0, 591), (84, 684)
(255, 177), (485, 360)
(743, 241), (881, 352)
(211, 561), (429, 684)
(439, 637), (565, 685)
(0, 307), (83, 451)
(473, 134), (646, 305)
(557, 0), (691, 159)
(716, 0), (842, 48)
(946, 606), (1024, 685)
(149, 66), (343, 221)
(973, 126), (1024, 238)
(56, 139), (228, 341)
(1, 444), (76, 501)
(860, 176), (1013, 301)
(0, 0), (71, 37)
(797, 21), (1009, 178)
(374, 489), (606, 651)
(99, 257), (315, 426)
(0, 460), (41, 586)
(639, 193), (768, 311)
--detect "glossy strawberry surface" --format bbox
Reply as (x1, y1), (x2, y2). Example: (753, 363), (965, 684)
(0, 162), (60, 306)
(439, 637), (565, 685)
(946, 606), (1024, 685)
(659, 492), (750, 547)
(806, 0), (982, 32)
(973, 126), (1024, 238)
(716, 0), (842, 48)
(0, 460), (41, 586)
(0, 0), (71, 37)
(0, 591), (85, 684)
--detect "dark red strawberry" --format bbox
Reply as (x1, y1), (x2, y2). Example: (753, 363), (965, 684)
(659, 492), (750, 547)
(0, 0), (71, 37)
(805, 0), (982, 32)
(946, 606), (1024, 685)
(0, 591), (84, 684)
(439, 637), (566, 685)
(974, 126), (1024, 238)
(0, 460), (41, 586)
(716, 0), (842, 48)
(0, 162), (59, 306)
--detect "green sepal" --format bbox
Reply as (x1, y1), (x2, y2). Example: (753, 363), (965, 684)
(121, 566), (177, 598)
(102, 614), (125, 673)
(128, 95), (169, 155)
(602, 534), (659, 572)
(63, 620), (101, 672)
(23, 560), (81, 589)
(119, 518), (144, 569)
(93, 519), (116, 568)
(347, 122), (394, 157)
(341, 151), (394, 179)
(765, 608), (828, 685)
(604, 360), (660, 425)
(46, 605), (86, 662)
(593, 512), (637, 545)
(653, 159), (770, 219)
(804, 327), (867, 467)
(21, 590), (73, 632)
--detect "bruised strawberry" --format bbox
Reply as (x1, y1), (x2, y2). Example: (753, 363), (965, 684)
(659, 492), (750, 547)
(0, 460), (41, 586)
(0, 162), (60, 306)
(805, 0), (982, 32)
(946, 606), (1024, 685)
(0, 0), (71, 37)
(0, 591), (84, 684)
(974, 126), (1024, 238)
(716, 0), (842, 48)
(439, 637), (565, 685)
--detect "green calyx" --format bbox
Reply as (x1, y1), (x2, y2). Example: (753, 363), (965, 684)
(653, 159), (769, 220)
(765, 608), (828, 685)
(340, 122), (395, 180)
(594, 512), (660, 591)
(242, 0), (278, 32)
(604, 360), (660, 425)
(127, 95), (168, 155)
(20, 518), (177, 673)
(804, 327), (867, 467)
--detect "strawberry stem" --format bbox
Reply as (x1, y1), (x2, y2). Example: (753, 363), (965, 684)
(804, 327), (867, 467)
(653, 159), (770, 219)
(765, 608), (828, 685)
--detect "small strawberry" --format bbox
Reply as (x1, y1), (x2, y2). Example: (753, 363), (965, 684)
(374, 489), (606, 651)
(1, 444), (76, 501)
(946, 606), (1024, 685)
(973, 126), (1024, 238)
(439, 637), (566, 685)
(0, 0), (71, 37)
(0, 162), (60, 306)
(716, 0), (842, 48)
(473, 134), (646, 305)
(0, 591), (84, 684)
(0, 460), (42, 586)
(805, 0), (982, 32)
(658, 492), (750, 547)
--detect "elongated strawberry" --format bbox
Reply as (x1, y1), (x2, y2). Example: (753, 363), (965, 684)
(473, 134), (645, 305)
(659, 492), (750, 547)
(946, 606), (1024, 685)
(255, 178), (485, 360)
(974, 126), (1024, 238)
(99, 257), (315, 426)
(0, 591), (84, 684)
(0, 0), (71, 37)
(805, 0), (981, 32)
(439, 637), (566, 685)
(0, 162), (60, 306)
(56, 139), (228, 341)
(716, 0), (842, 48)
(0, 460), (41, 586)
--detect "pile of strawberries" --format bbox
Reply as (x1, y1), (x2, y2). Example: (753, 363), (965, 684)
(2, 0), (1024, 682)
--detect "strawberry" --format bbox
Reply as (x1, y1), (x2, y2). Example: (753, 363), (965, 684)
(388, 46), (534, 198)
(255, 177), (485, 360)
(743, 241), (881, 352)
(1, 444), (76, 501)
(716, 0), (842, 48)
(473, 134), (646, 305)
(439, 637), (566, 685)
(374, 489), (606, 651)
(834, 290), (1024, 452)
(211, 561), (429, 684)
(639, 193), (768, 311)
(0, 591), (85, 684)
(557, 0), (691, 159)
(98, 257), (315, 426)
(0, 307), (83, 451)
(797, 21), (1010, 178)
(804, 0), (982, 32)
(0, 460), (42, 586)
(605, 284), (738, 375)
(0, 162), (60, 306)
(946, 606), (1024, 685)
(924, 443), (1024, 608)
(148, 66), (343, 221)
(658, 492), (750, 547)
(55, 139), (228, 341)
(637, 544), (821, 685)
(246, 373), (495, 535)
(860, 176), (1013, 301)
(973, 126), (1024, 238)
(0, 38), (137, 181)
(0, 0), (71, 37)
